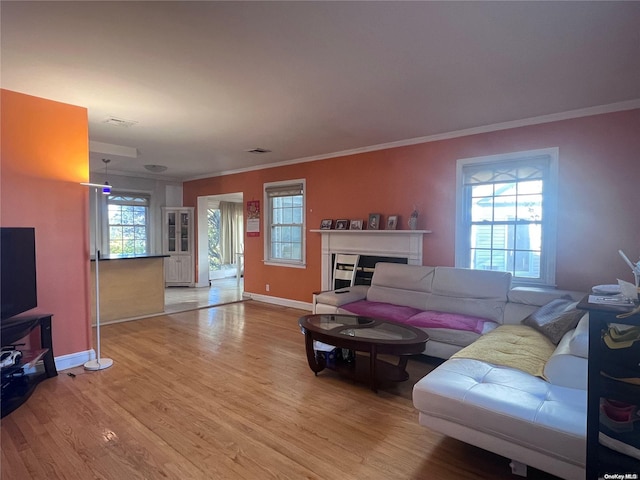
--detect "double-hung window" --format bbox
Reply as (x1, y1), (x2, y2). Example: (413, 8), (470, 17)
(264, 180), (305, 267)
(107, 193), (150, 256)
(455, 148), (558, 286)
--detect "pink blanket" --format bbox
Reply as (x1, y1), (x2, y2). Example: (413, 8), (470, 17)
(341, 300), (492, 334)
(341, 300), (422, 323)
(407, 310), (489, 334)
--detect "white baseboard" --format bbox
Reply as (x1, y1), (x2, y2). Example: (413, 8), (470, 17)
(244, 292), (312, 311)
(209, 268), (239, 280)
(55, 349), (95, 371)
(23, 349), (95, 374)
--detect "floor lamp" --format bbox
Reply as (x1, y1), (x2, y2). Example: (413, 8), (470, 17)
(81, 182), (114, 370)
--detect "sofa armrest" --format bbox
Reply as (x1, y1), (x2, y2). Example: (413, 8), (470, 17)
(503, 287), (587, 325)
(568, 315), (589, 358)
(508, 286), (585, 306)
(543, 328), (588, 390)
(313, 285), (369, 309)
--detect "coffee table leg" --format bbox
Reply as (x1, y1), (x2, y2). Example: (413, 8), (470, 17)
(370, 344), (377, 393)
(397, 355), (409, 372)
(304, 332), (325, 375)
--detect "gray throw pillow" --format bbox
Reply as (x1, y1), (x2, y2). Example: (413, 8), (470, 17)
(522, 297), (585, 344)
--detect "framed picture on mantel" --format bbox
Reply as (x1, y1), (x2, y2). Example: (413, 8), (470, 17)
(320, 219), (333, 230)
(335, 219), (349, 230)
(368, 213), (380, 230)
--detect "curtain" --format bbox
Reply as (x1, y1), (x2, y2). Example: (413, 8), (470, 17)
(219, 201), (244, 265)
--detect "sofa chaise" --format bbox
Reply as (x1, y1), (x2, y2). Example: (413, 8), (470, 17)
(313, 262), (588, 479)
(413, 315), (589, 480)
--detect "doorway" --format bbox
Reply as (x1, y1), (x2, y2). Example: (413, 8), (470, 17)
(195, 193), (244, 290)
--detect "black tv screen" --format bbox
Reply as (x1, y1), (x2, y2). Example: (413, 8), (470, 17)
(1, 227), (38, 321)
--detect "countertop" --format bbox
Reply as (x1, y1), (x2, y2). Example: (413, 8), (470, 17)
(90, 253), (169, 261)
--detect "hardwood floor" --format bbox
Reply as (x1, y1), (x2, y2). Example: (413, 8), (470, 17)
(102, 278), (245, 325)
(1, 301), (560, 479)
(163, 277), (244, 315)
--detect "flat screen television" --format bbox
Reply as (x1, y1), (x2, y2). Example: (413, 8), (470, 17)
(1, 227), (38, 321)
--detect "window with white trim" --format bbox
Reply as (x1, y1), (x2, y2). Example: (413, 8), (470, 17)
(455, 148), (558, 286)
(264, 180), (305, 267)
(107, 193), (150, 256)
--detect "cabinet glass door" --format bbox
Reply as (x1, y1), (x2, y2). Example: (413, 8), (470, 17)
(167, 212), (177, 252)
(180, 212), (190, 252)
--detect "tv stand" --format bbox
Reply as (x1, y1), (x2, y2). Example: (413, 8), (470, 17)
(1, 313), (57, 418)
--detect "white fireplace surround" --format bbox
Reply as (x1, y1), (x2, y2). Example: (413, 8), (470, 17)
(310, 229), (431, 290)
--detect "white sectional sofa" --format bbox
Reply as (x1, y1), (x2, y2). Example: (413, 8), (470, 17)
(314, 262), (588, 479)
(313, 263), (584, 358)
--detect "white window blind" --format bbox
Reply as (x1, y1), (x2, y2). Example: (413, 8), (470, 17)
(456, 149), (558, 286)
(264, 180), (305, 267)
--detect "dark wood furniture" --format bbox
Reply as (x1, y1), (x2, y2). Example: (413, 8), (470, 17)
(298, 314), (429, 392)
(1, 313), (57, 418)
(578, 297), (640, 480)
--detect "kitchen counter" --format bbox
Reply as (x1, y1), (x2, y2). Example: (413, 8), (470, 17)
(91, 254), (168, 323)
(91, 253), (169, 261)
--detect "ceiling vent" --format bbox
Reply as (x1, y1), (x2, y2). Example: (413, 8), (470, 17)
(103, 117), (138, 128)
(246, 147), (271, 154)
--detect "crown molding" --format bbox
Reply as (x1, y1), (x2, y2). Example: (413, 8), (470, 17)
(184, 99), (640, 182)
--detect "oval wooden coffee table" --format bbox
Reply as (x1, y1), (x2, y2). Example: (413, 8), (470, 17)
(298, 314), (429, 392)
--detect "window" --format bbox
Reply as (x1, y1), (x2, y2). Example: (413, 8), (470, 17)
(208, 202), (244, 273)
(264, 180), (305, 267)
(207, 208), (222, 271)
(107, 193), (150, 256)
(455, 148), (558, 286)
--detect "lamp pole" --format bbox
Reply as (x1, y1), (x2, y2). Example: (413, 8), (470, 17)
(81, 182), (113, 370)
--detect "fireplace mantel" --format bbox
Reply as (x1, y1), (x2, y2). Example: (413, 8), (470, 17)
(310, 229), (431, 290)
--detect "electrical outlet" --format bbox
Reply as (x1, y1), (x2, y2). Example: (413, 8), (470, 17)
(266, 284), (270, 292)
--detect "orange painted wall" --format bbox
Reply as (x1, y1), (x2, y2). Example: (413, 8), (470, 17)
(1, 89), (91, 357)
(184, 109), (640, 299)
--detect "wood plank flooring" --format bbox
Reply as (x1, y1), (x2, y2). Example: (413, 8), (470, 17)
(163, 278), (244, 316)
(1, 301), (560, 479)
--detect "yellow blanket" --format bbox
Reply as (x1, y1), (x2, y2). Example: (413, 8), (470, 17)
(451, 324), (555, 378)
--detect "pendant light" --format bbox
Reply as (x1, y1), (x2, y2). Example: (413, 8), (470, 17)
(102, 158), (112, 195)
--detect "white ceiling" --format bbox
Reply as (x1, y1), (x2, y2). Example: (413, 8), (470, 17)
(2, 1), (639, 181)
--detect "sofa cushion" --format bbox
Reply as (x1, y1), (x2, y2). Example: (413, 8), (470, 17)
(366, 263), (435, 310)
(406, 310), (495, 334)
(369, 263), (435, 292)
(425, 267), (511, 323)
(422, 328), (485, 348)
(413, 358), (586, 468)
(340, 300), (423, 324)
(522, 298), (585, 344)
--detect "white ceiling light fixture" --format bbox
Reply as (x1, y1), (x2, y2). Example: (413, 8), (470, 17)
(144, 164), (168, 173)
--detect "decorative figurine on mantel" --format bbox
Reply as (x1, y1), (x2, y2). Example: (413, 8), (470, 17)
(408, 206), (419, 230)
